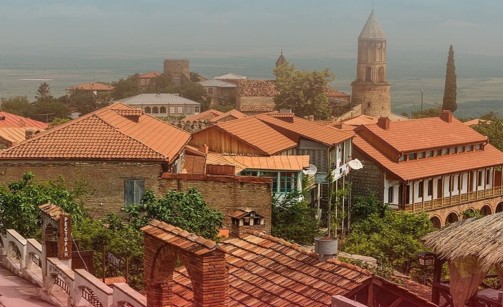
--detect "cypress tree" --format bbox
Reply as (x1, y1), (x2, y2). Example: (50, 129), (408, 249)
(442, 45), (457, 112)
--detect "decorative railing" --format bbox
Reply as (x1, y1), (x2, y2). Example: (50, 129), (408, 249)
(403, 186), (503, 213)
(0, 229), (146, 307)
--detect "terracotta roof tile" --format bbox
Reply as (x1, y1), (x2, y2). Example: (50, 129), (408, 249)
(237, 80), (277, 97)
(39, 203), (64, 221)
(138, 71), (160, 79)
(354, 136), (503, 181)
(360, 116), (487, 153)
(171, 231), (372, 306)
(238, 104), (275, 112)
(66, 82), (114, 91)
(182, 109), (223, 122)
(0, 112), (47, 129)
(204, 117), (297, 155)
(209, 109), (247, 123)
(256, 113), (353, 146)
(0, 127), (44, 145)
(0, 103), (190, 162)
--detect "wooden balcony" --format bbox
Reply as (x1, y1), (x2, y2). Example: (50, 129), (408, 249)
(403, 186), (503, 213)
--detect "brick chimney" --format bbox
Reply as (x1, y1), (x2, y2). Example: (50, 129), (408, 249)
(440, 110), (453, 123)
(25, 129), (36, 140)
(377, 117), (391, 130)
(230, 209), (265, 237)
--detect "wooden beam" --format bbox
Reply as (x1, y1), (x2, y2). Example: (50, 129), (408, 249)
(389, 297), (404, 307)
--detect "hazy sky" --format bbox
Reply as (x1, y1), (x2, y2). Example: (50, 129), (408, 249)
(1, 0), (502, 59)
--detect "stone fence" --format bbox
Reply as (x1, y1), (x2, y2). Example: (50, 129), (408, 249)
(0, 229), (146, 307)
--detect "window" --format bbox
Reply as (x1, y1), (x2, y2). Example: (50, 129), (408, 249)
(124, 179), (144, 206)
(169, 107), (175, 114)
(160, 106), (166, 113)
(144, 107), (151, 113)
(449, 147), (455, 154)
(417, 152), (425, 159)
(427, 179), (433, 196)
(152, 107), (159, 114)
(478, 170), (483, 186)
(260, 171), (278, 193)
(418, 181), (424, 198)
(388, 186), (394, 203)
(486, 169), (491, 185)
(177, 106), (183, 114)
(195, 106), (200, 113)
(207, 88), (213, 94)
(366, 67), (372, 82)
(466, 145), (473, 152)
(408, 153), (416, 160)
(459, 175), (464, 191)
(279, 172), (297, 193)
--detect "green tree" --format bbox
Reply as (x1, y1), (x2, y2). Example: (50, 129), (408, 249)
(411, 106), (442, 119)
(472, 112), (503, 151)
(344, 207), (433, 272)
(442, 45), (457, 112)
(271, 190), (320, 245)
(349, 194), (388, 225)
(36, 82), (53, 101)
(177, 82), (208, 104)
(274, 63), (333, 119)
(111, 75), (141, 100)
(69, 89), (98, 115)
(1, 96), (32, 117)
(31, 99), (70, 122)
(124, 188), (224, 240)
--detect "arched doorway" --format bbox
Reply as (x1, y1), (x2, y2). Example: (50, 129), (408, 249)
(446, 212), (459, 225)
(462, 208), (478, 219)
(480, 205), (492, 216)
(378, 67), (385, 82)
(430, 216), (441, 229)
(496, 202), (503, 213)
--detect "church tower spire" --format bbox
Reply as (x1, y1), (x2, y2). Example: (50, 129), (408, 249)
(275, 50), (288, 67)
(351, 10), (391, 117)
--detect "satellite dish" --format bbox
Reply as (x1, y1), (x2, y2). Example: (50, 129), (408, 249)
(347, 159), (363, 170)
(303, 164), (318, 175)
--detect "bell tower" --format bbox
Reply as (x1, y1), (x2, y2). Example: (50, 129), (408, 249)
(351, 11), (391, 117)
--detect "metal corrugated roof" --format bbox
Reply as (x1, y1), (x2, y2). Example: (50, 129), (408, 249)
(118, 93), (200, 105)
(359, 11), (386, 40)
(199, 79), (237, 88)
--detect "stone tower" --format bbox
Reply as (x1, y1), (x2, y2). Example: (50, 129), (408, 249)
(351, 11), (391, 117)
(163, 59), (190, 86)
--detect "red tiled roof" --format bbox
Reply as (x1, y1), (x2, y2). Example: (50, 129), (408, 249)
(257, 113), (353, 146)
(138, 71), (160, 79)
(171, 231), (372, 306)
(0, 127), (44, 145)
(354, 136), (503, 181)
(182, 109), (223, 122)
(0, 112), (47, 129)
(209, 117), (297, 155)
(360, 116), (487, 153)
(0, 103), (190, 162)
(237, 80), (277, 97)
(209, 109), (247, 123)
(66, 82), (114, 91)
(326, 88), (350, 98)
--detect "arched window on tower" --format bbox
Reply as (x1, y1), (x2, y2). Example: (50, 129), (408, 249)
(378, 67), (385, 82)
(366, 67), (372, 82)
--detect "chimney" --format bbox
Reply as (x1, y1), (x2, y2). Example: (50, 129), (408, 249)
(377, 117), (391, 130)
(230, 209), (265, 237)
(440, 110), (453, 123)
(308, 115), (315, 121)
(25, 129), (36, 140)
(199, 144), (209, 154)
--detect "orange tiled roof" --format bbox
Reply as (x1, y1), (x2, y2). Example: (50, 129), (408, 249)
(354, 136), (503, 181)
(237, 80), (277, 97)
(359, 116), (488, 153)
(238, 104), (275, 113)
(0, 103), (190, 162)
(138, 71), (160, 79)
(182, 109), (223, 122)
(342, 114), (378, 126)
(208, 117), (297, 155)
(326, 88), (350, 98)
(39, 203), (64, 221)
(206, 152), (309, 174)
(67, 82), (114, 91)
(0, 127), (44, 145)
(256, 113), (353, 146)
(0, 112), (47, 129)
(171, 231), (372, 306)
(209, 109), (247, 123)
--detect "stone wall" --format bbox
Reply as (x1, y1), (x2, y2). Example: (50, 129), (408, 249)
(351, 82), (391, 118)
(0, 161), (163, 217)
(349, 149), (385, 202)
(160, 174), (273, 232)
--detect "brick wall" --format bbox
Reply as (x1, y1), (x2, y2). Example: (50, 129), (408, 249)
(349, 149), (385, 201)
(160, 174), (273, 233)
(0, 161), (162, 217)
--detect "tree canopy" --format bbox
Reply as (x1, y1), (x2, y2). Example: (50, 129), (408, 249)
(472, 112), (503, 151)
(442, 45), (457, 112)
(274, 63), (333, 119)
